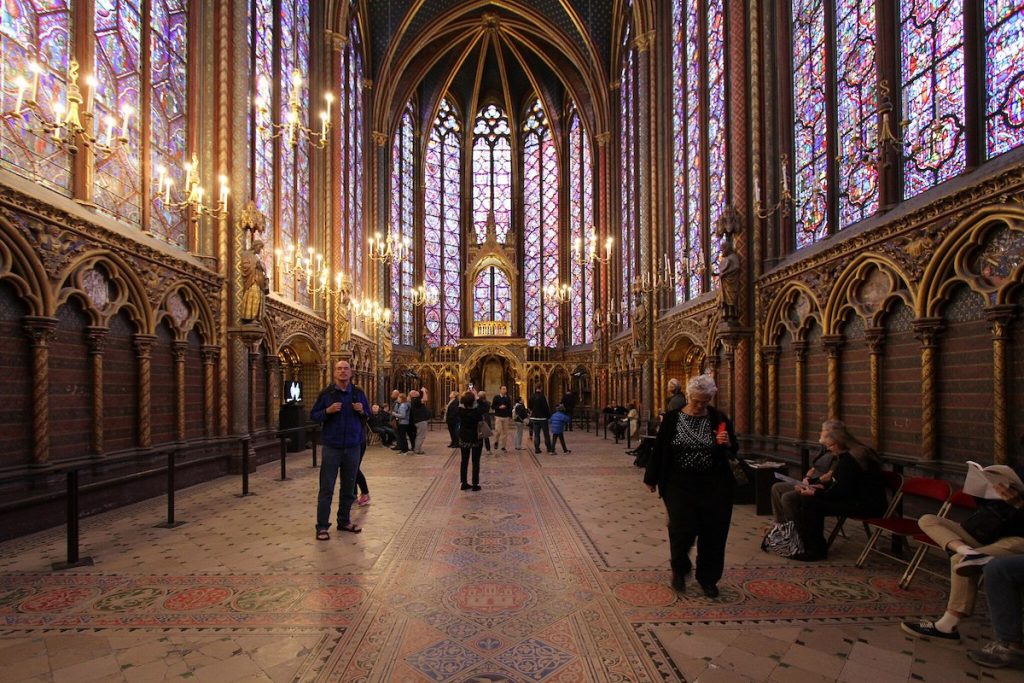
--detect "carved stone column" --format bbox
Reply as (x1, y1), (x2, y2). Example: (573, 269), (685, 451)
(172, 340), (188, 441)
(762, 345), (780, 437)
(863, 328), (885, 449)
(201, 345), (220, 437)
(793, 341), (809, 441)
(722, 339), (737, 420)
(133, 334), (157, 448)
(24, 317), (57, 465)
(636, 31), (656, 414)
(822, 335), (844, 420)
(913, 319), (943, 461)
(266, 355), (282, 430)
(86, 326), (108, 455)
(988, 306), (1015, 464)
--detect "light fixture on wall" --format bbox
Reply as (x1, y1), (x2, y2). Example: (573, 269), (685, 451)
(367, 229), (412, 265)
(754, 153), (794, 219)
(155, 155), (229, 221)
(274, 242), (339, 296)
(3, 59), (131, 159)
(544, 282), (572, 304)
(836, 80), (910, 171)
(638, 255), (677, 295)
(410, 283), (439, 307)
(254, 72), (333, 149)
(572, 228), (613, 267)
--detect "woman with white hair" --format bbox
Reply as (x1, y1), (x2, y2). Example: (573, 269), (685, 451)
(644, 374), (739, 598)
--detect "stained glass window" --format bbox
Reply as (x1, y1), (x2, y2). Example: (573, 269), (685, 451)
(523, 99), (559, 348)
(149, 0), (188, 248)
(93, 0), (142, 225)
(792, 0), (828, 248)
(424, 98), (461, 347)
(836, 0), (878, 228)
(252, 0), (273, 267)
(391, 104), (415, 346)
(472, 103), (512, 243)
(985, 1), (1024, 158)
(706, 0), (727, 290)
(900, 1), (966, 199)
(0, 0), (72, 191)
(473, 266), (511, 325)
(568, 105), (594, 346)
(619, 22), (636, 326)
(339, 13), (364, 302)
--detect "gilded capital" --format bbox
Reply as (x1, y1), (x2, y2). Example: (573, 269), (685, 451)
(326, 30), (347, 51)
(595, 132), (611, 147)
(372, 131), (388, 146)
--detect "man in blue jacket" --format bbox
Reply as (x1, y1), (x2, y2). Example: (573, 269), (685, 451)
(310, 359), (370, 539)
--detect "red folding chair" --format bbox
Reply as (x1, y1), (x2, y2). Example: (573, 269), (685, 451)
(826, 470), (903, 548)
(855, 477), (953, 581)
(898, 489), (977, 589)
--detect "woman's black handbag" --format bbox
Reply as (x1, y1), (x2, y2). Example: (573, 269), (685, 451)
(962, 501), (1017, 545)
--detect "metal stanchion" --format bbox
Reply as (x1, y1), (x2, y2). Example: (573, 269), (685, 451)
(238, 438), (252, 497)
(279, 435), (289, 480)
(155, 450), (185, 528)
(53, 469), (93, 570)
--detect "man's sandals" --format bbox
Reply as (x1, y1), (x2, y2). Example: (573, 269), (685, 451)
(316, 523), (361, 541)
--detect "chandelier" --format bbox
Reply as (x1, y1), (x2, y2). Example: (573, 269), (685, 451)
(410, 284), (439, 307)
(3, 59), (130, 159)
(155, 155), (228, 221)
(572, 229), (613, 267)
(367, 230), (412, 265)
(275, 243), (342, 297)
(544, 282), (572, 304)
(254, 72), (333, 149)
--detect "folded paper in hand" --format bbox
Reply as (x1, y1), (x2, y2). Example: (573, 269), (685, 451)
(963, 461), (1024, 500)
(774, 472), (804, 486)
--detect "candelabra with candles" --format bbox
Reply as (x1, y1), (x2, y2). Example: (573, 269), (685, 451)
(572, 230), (613, 267)
(638, 254), (678, 295)
(367, 230), (412, 265)
(836, 80), (910, 171)
(3, 59), (131, 157)
(274, 243), (335, 295)
(155, 154), (229, 221)
(410, 284), (439, 307)
(254, 71), (333, 149)
(544, 282), (572, 305)
(754, 153), (794, 219)
(350, 296), (392, 332)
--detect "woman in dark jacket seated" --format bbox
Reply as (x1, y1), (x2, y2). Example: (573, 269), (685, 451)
(643, 375), (739, 598)
(791, 422), (887, 561)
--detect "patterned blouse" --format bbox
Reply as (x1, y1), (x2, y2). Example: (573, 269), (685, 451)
(673, 412), (713, 451)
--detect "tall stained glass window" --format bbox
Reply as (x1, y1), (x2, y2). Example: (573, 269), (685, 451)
(391, 104), (415, 346)
(339, 12), (364, 300)
(1, 1), (72, 191)
(836, 0), (877, 228)
(619, 21), (637, 326)
(900, 1), (966, 199)
(250, 0), (312, 303)
(568, 105), (594, 346)
(424, 98), (461, 347)
(706, 0), (726, 289)
(985, 1), (1024, 158)
(93, 0), (142, 225)
(472, 103), (512, 243)
(473, 266), (511, 327)
(792, 0), (829, 248)
(523, 99), (560, 348)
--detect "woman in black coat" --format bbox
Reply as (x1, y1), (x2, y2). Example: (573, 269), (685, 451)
(457, 391), (484, 491)
(644, 375), (739, 598)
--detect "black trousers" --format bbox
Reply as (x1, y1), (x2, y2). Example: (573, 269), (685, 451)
(447, 421), (459, 446)
(793, 496), (867, 555)
(661, 475), (734, 586)
(553, 433), (569, 452)
(460, 445), (483, 485)
(396, 424), (411, 452)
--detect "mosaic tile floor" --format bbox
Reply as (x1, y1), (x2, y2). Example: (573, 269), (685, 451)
(0, 431), (1018, 682)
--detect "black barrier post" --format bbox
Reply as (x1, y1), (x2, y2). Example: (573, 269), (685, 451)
(626, 426), (632, 450)
(155, 450), (185, 528)
(311, 429), (319, 468)
(603, 414), (608, 439)
(279, 435), (289, 480)
(238, 438), (252, 497)
(53, 469), (93, 570)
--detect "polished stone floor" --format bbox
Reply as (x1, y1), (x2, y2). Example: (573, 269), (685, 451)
(0, 428), (1016, 682)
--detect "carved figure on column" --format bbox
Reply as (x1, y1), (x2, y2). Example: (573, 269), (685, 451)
(240, 239), (268, 324)
(593, 308), (605, 358)
(714, 239), (742, 323)
(631, 284), (649, 352)
(337, 276), (352, 345)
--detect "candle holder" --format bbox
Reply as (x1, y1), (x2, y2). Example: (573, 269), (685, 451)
(754, 153), (794, 219)
(254, 71), (333, 149)
(572, 229), (613, 267)
(154, 154), (229, 222)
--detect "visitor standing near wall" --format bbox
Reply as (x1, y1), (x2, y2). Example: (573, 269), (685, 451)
(512, 398), (529, 450)
(476, 391), (493, 453)
(311, 360), (369, 539)
(457, 391), (485, 491)
(410, 388), (431, 454)
(394, 393), (411, 453)
(528, 386), (554, 454)
(491, 385), (513, 451)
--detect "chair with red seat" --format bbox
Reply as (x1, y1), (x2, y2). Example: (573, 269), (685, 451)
(897, 489), (977, 589)
(855, 476), (953, 581)
(826, 470), (903, 549)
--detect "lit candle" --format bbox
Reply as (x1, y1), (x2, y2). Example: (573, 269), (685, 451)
(103, 115), (116, 145)
(51, 101), (64, 140)
(194, 186), (205, 213)
(13, 76), (26, 115)
(119, 104), (133, 139)
(155, 164), (166, 197)
(163, 176), (172, 204)
(28, 62), (40, 103)
(781, 156), (790, 194)
(319, 111), (328, 143)
(754, 176), (761, 205)
(218, 177), (229, 209)
(324, 92), (334, 119)
(605, 237), (613, 258)
(84, 75), (96, 114)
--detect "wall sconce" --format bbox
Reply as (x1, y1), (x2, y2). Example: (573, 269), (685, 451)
(3, 59), (130, 159)
(544, 282), (572, 304)
(155, 155), (228, 221)
(368, 230), (412, 265)
(754, 153), (794, 219)
(638, 254), (677, 295)
(837, 80), (910, 171)
(254, 71), (333, 149)
(572, 229), (613, 267)
(410, 284), (439, 307)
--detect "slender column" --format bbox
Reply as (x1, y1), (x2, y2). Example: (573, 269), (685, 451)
(24, 317), (57, 465)
(865, 327), (885, 450)
(988, 306), (1015, 464)
(133, 335), (156, 448)
(723, 341), (737, 419)
(249, 347), (260, 435)
(793, 341), (808, 441)
(823, 334), (843, 420)
(635, 31), (655, 413)
(201, 345), (219, 437)
(762, 345), (780, 437)
(86, 326), (107, 455)
(267, 355), (282, 430)
(913, 319), (943, 461)
(172, 340), (188, 441)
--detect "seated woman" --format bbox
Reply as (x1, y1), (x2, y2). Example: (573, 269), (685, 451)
(790, 422), (887, 561)
(769, 421), (839, 523)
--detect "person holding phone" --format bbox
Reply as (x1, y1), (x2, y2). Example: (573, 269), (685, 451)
(310, 360), (370, 539)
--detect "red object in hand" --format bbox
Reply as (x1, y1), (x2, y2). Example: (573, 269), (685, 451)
(717, 422), (727, 437)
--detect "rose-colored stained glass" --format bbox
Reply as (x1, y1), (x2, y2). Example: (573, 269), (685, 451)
(619, 23), (636, 327)
(985, 0), (1024, 158)
(149, 0), (187, 248)
(792, 0), (828, 248)
(568, 106), (594, 346)
(472, 103), (512, 243)
(0, 0), (72, 191)
(252, 0), (274, 274)
(836, 0), (878, 228)
(341, 17), (364, 299)
(391, 105), (414, 346)
(523, 99), (559, 347)
(474, 267), (510, 324)
(424, 97), (461, 347)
